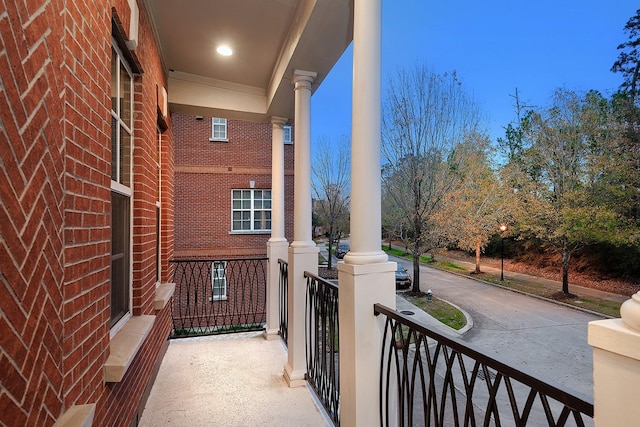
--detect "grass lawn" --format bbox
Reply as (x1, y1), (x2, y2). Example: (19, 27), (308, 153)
(402, 294), (467, 330)
(383, 245), (621, 318)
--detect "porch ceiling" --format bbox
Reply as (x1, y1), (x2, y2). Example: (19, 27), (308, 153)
(146, 0), (354, 122)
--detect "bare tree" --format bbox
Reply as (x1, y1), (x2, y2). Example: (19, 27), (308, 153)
(382, 65), (481, 292)
(312, 137), (350, 269)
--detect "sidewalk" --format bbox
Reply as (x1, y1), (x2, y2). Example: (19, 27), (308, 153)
(437, 256), (629, 305)
(386, 242), (628, 306)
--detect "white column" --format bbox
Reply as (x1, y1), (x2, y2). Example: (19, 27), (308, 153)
(265, 117), (289, 340)
(290, 70), (316, 248)
(343, 0), (387, 266)
(284, 70), (319, 387)
(338, 0), (396, 425)
(589, 292), (640, 426)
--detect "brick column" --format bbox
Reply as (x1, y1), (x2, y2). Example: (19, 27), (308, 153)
(284, 70), (319, 387)
(338, 0), (396, 424)
(265, 117), (289, 340)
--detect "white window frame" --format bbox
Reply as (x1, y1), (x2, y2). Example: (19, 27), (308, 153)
(283, 125), (293, 144)
(209, 117), (228, 142)
(156, 129), (162, 286)
(230, 189), (272, 233)
(110, 39), (134, 336)
(210, 261), (227, 301)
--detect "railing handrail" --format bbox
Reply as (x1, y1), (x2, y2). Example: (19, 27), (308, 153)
(278, 258), (288, 265)
(374, 303), (594, 417)
(304, 271), (339, 290)
(170, 257), (268, 263)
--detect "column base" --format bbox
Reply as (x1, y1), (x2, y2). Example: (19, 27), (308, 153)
(343, 250), (388, 265)
(284, 363), (306, 388)
(263, 329), (280, 340)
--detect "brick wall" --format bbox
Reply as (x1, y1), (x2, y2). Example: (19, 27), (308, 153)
(61, 0), (112, 410)
(0, 0), (67, 424)
(174, 113), (294, 258)
(1, 0), (174, 425)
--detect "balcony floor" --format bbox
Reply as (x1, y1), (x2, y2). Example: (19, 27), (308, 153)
(139, 332), (330, 427)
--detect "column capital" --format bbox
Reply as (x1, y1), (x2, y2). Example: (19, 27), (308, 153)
(271, 116), (288, 127)
(292, 69), (317, 88)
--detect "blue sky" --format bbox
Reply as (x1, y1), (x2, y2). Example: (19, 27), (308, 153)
(311, 1), (637, 147)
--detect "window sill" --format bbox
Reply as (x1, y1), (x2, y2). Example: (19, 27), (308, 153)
(229, 230), (271, 235)
(154, 283), (175, 311)
(209, 296), (228, 302)
(209, 138), (229, 142)
(53, 404), (95, 427)
(104, 315), (155, 382)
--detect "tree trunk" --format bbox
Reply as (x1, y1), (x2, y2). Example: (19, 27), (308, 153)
(327, 226), (334, 270)
(561, 241), (570, 294)
(412, 254), (421, 293)
(474, 238), (482, 274)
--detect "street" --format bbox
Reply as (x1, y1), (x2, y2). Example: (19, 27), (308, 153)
(391, 255), (600, 398)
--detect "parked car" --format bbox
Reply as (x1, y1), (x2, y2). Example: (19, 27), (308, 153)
(395, 264), (412, 290)
(336, 244), (349, 259)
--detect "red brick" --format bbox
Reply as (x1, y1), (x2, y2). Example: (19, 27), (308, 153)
(0, 388), (28, 427)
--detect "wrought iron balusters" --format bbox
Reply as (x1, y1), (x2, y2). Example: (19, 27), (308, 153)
(170, 258), (267, 337)
(305, 271), (340, 426)
(374, 303), (593, 427)
(278, 259), (288, 346)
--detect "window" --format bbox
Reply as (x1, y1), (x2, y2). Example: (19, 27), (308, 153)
(156, 130), (161, 284)
(211, 261), (227, 300)
(210, 117), (228, 141)
(155, 203), (160, 283)
(231, 189), (272, 232)
(110, 41), (134, 329)
(283, 125), (292, 144)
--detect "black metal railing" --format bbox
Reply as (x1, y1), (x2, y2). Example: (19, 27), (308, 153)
(374, 303), (594, 427)
(278, 258), (288, 346)
(305, 271), (340, 426)
(170, 258), (267, 337)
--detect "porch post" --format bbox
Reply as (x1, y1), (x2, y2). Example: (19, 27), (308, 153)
(265, 116), (289, 340)
(284, 70), (318, 387)
(338, 0), (396, 425)
(589, 292), (640, 426)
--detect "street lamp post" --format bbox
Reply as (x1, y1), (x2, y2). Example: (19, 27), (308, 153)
(499, 224), (508, 281)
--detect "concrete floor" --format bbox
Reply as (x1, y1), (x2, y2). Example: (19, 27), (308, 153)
(139, 332), (330, 427)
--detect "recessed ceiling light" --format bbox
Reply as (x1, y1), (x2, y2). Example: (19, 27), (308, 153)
(216, 45), (233, 56)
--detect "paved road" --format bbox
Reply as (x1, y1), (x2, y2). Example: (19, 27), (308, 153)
(391, 255), (601, 398)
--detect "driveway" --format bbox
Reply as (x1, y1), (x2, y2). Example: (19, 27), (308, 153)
(391, 255), (601, 398)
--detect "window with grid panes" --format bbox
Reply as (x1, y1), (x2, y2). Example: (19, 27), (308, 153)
(110, 40), (133, 329)
(283, 125), (292, 144)
(210, 117), (228, 141)
(231, 189), (271, 232)
(210, 261), (227, 301)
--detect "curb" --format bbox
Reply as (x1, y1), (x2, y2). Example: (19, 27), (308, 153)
(425, 262), (615, 320)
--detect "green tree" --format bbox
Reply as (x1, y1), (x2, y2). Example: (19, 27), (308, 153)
(382, 65), (481, 292)
(515, 89), (628, 294)
(312, 137), (350, 270)
(611, 9), (640, 103)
